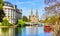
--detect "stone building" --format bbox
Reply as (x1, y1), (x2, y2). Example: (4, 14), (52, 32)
(29, 9), (38, 23)
(3, 1), (22, 24)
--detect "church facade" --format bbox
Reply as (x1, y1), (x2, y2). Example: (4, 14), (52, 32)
(29, 9), (39, 23)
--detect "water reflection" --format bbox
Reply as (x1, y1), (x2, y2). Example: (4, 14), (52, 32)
(0, 26), (54, 36)
(0, 28), (15, 36)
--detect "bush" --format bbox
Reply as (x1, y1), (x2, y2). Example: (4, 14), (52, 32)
(1, 19), (11, 26)
(18, 20), (26, 27)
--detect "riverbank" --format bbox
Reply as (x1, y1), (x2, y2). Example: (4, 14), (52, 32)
(0, 25), (18, 28)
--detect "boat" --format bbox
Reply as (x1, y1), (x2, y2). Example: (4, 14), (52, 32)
(44, 25), (52, 32)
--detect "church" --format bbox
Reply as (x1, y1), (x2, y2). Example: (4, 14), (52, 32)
(29, 9), (39, 23)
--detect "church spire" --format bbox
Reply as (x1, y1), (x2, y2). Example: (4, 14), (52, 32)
(30, 8), (33, 16)
(36, 8), (38, 23)
(30, 8), (33, 22)
(36, 8), (38, 18)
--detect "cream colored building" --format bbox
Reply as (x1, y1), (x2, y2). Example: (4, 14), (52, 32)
(30, 9), (38, 23)
(3, 1), (22, 24)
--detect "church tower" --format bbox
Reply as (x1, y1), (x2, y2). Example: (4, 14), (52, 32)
(30, 9), (33, 22)
(30, 8), (39, 23)
(30, 9), (33, 17)
(35, 9), (38, 23)
(36, 9), (38, 18)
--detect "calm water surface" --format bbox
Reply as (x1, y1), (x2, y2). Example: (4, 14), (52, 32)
(0, 26), (54, 36)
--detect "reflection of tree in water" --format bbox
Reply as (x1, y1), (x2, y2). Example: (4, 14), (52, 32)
(0, 28), (9, 36)
(18, 27), (22, 33)
(15, 27), (24, 36)
(2, 28), (9, 32)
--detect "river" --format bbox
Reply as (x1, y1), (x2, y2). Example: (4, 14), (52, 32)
(0, 26), (54, 36)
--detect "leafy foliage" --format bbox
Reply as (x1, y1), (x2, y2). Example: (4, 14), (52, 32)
(1, 19), (11, 26)
(2, 28), (9, 32)
(22, 16), (28, 22)
(0, 0), (5, 22)
(18, 19), (25, 27)
(41, 0), (60, 25)
(0, 0), (4, 9)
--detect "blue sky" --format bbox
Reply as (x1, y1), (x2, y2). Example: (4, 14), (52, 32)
(5, 0), (45, 20)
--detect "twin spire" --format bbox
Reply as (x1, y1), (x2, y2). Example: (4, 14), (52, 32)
(30, 8), (38, 23)
(30, 8), (38, 17)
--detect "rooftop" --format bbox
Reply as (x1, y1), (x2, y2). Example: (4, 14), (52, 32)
(4, 1), (16, 7)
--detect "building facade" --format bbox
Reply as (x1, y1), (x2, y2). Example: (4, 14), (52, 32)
(30, 9), (38, 23)
(3, 1), (22, 24)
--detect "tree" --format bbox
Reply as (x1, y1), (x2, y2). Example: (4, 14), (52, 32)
(2, 19), (9, 26)
(44, 0), (60, 36)
(44, 0), (59, 5)
(0, 0), (5, 22)
(41, 0), (60, 21)
(27, 16), (31, 22)
(22, 16), (28, 22)
(41, 0), (60, 26)
(44, 0), (60, 17)
(18, 20), (25, 27)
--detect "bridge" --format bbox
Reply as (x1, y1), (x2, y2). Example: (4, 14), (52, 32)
(25, 22), (43, 26)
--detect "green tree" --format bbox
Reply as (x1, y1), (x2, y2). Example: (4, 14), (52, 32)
(22, 16), (28, 22)
(41, 0), (60, 24)
(44, 18), (49, 23)
(18, 20), (25, 27)
(0, 0), (5, 22)
(2, 19), (9, 26)
(28, 16), (31, 22)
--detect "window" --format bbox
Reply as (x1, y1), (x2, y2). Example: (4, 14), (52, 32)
(8, 9), (11, 16)
(4, 8), (8, 15)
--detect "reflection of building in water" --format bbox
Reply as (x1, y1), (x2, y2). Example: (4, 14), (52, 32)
(0, 28), (18, 36)
(9, 28), (15, 36)
(29, 26), (38, 36)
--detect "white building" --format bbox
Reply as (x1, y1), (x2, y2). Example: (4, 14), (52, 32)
(3, 1), (22, 24)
